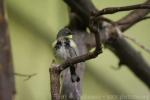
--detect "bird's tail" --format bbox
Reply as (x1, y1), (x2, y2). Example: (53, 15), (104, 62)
(70, 65), (80, 82)
(71, 74), (80, 82)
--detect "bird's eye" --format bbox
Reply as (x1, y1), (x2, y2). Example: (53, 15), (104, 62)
(65, 37), (69, 41)
(56, 41), (61, 45)
(65, 38), (70, 47)
(55, 41), (61, 49)
(65, 41), (70, 47)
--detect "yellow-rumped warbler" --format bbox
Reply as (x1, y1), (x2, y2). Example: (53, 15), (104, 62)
(52, 28), (80, 82)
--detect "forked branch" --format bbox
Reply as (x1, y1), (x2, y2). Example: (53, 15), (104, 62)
(63, 0), (150, 88)
(93, 4), (150, 17)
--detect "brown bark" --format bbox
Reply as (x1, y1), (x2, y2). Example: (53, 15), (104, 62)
(117, 0), (150, 31)
(0, 0), (15, 100)
(50, 65), (60, 100)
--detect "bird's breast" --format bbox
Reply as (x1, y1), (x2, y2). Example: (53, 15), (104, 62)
(56, 46), (70, 61)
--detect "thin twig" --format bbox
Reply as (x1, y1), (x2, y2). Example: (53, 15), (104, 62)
(117, 0), (150, 31)
(117, 16), (150, 25)
(14, 73), (37, 81)
(93, 4), (150, 17)
(123, 35), (150, 54)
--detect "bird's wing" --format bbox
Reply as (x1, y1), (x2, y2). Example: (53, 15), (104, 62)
(68, 46), (78, 58)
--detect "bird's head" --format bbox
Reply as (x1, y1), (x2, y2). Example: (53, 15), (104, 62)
(52, 28), (77, 49)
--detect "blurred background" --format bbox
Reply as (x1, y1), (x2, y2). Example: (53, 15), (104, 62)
(6, 0), (150, 100)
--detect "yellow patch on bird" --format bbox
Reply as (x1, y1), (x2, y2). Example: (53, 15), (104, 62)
(66, 35), (73, 39)
(86, 28), (90, 33)
(70, 40), (77, 48)
(89, 47), (95, 52)
(52, 40), (57, 47)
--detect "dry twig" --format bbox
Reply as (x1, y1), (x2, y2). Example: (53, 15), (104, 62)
(93, 4), (150, 17)
(14, 73), (37, 81)
(117, 16), (150, 25)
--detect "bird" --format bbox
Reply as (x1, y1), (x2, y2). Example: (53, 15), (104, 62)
(52, 28), (80, 82)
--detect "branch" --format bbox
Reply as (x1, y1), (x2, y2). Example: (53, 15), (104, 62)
(14, 73), (37, 81)
(117, 16), (150, 25)
(117, 0), (150, 31)
(50, 64), (60, 100)
(93, 4), (150, 17)
(0, 0), (15, 99)
(64, 0), (150, 88)
(123, 35), (150, 54)
(63, 0), (97, 26)
(106, 38), (150, 88)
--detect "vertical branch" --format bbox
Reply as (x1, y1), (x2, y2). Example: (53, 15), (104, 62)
(50, 65), (60, 100)
(0, 0), (15, 100)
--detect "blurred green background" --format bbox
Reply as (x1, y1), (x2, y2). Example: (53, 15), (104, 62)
(6, 0), (150, 100)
